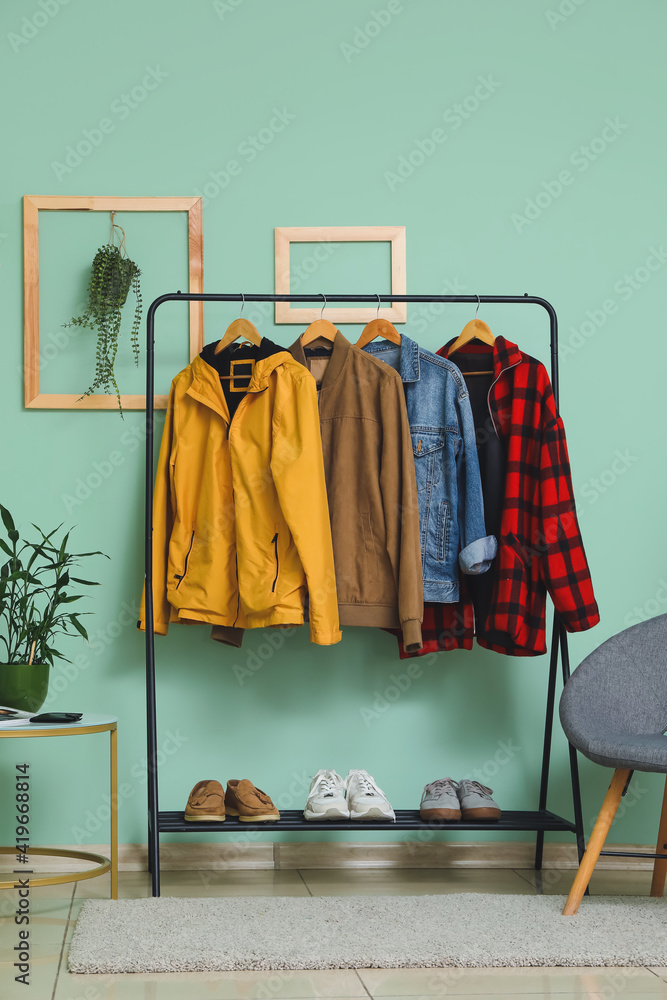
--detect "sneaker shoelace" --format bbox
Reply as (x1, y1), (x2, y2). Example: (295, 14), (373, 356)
(424, 778), (459, 797)
(459, 780), (494, 797)
(349, 770), (383, 798)
(314, 771), (340, 798)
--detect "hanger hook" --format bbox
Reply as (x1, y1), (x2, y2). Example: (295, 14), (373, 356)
(475, 294), (481, 319)
(376, 294), (382, 319)
(240, 293), (245, 317)
(320, 293), (327, 320)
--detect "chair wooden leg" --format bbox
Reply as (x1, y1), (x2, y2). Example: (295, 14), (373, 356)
(562, 768), (631, 915)
(650, 775), (667, 898)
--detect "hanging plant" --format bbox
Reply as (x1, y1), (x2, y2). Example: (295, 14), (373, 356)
(64, 213), (142, 416)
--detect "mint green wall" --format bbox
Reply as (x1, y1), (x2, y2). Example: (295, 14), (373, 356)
(1, 0), (666, 854)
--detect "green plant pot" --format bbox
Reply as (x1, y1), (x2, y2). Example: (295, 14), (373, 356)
(0, 663), (50, 713)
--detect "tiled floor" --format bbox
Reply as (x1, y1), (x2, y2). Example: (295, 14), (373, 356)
(1, 867), (665, 1000)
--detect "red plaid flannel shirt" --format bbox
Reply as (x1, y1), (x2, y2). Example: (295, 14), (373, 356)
(396, 336), (599, 658)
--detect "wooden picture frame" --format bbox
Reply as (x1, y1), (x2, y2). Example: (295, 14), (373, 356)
(23, 195), (204, 410)
(274, 225), (407, 324)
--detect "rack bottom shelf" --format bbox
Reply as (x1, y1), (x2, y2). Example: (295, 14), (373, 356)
(157, 808), (575, 834)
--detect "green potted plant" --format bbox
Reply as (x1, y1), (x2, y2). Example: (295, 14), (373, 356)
(63, 214), (142, 416)
(0, 504), (107, 712)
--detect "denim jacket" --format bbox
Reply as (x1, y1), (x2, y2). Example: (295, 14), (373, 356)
(364, 334), (496, 602)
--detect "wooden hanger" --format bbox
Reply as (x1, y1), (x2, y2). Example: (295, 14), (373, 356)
(355, 295), (401, 349)
(300, 294), (338, 347)
(214, 295), (261, 356)
(448, 296), (495, 375)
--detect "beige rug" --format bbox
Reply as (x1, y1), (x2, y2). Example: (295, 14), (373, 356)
(68, 894), (667, 973)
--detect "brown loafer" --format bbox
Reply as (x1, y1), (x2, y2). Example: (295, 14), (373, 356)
(184, 779), (226, 822)
(225, 779), (280, 822)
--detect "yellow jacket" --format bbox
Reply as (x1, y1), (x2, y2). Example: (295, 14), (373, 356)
(139, 341), (341, 644)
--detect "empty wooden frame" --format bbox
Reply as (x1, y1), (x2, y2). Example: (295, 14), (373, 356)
(274, 226), (407, 325)
(23, 195), (204, 410)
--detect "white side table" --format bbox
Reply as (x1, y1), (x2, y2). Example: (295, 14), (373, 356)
(0, 714), (117, 899)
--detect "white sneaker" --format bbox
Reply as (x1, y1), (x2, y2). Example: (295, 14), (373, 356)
(304, 769), (349, 821)
(345, 769), (395, 821)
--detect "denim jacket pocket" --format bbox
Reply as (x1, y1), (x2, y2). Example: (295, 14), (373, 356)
(411, 431), (445, 493)
(437, 501), (450, 562)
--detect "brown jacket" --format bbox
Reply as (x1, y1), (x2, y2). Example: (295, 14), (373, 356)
(290, 332), (423, 650)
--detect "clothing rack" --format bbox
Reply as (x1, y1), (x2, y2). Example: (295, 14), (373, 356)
(143, 292), (585, 897)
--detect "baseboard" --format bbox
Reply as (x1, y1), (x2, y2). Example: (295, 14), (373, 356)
(20, 840), (659, 872)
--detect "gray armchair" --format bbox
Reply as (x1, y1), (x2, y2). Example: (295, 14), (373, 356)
(559, 614), (667, 914)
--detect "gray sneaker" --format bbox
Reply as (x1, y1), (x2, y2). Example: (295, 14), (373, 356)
(457, 780), (501, 821)
(419, 778), (461, 821)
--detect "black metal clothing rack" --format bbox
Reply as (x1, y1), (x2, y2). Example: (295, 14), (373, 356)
(143, 292), (586, 897)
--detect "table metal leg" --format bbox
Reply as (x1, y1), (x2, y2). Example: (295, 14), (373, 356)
(110, 726), (118, 900)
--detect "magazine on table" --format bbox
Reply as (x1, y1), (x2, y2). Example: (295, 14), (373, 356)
(0, 706), (34, 727)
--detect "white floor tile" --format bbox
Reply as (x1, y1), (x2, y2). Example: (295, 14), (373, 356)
(74, 868), (309, 899)
(300, 867), (532, 897)
(514, 867), (655, 897)
(357, 966), (667, 996)
(57, 968), (367, 999)
(0, 948), (63, 1000)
